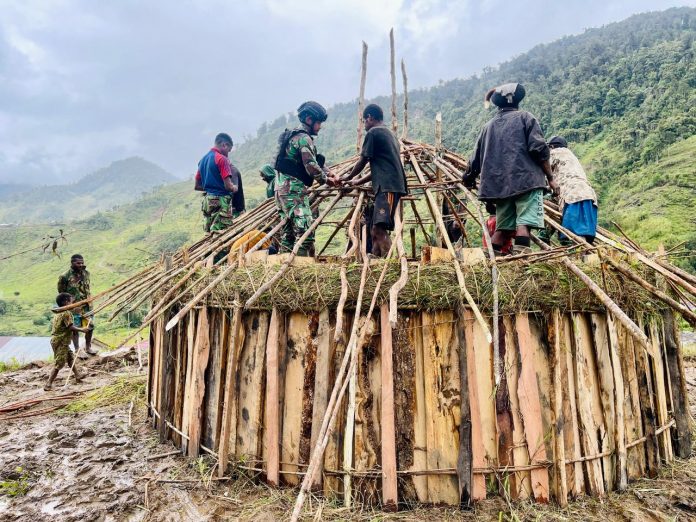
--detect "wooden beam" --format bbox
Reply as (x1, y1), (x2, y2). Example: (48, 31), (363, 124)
(551, 311), (568, 506)
(456, 306), (473, 507)
(606, 314), (628, 490)
(310, 309), (332, 489)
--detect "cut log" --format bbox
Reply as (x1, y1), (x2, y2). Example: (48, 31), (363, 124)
(590, 314), (616, 492)
(662, 309), (692, 458)
(310, 309), (333, 489)
(236, 312), (270, 464)
(606, 314), (628, 490)
(264, 308), (281, 485)
(616, 321), (645, 479)
(648, 321), (673, 462)
(559, 314), (584, 497)
(571, 313), (605, 496)
(456, 307), (473, 507)
(515, 313), (550, 502)
(422, 310), (461, 504)
(504, 316), (531, 500)
(380, 304), (398, 510)
(187, 308), (211, 458)
(282, 312), (315, 486)
(463, 309), (487, 500)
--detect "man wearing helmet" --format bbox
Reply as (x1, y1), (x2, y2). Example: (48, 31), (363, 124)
(464, 83), (558, 255)
(274, 101), (338, 256)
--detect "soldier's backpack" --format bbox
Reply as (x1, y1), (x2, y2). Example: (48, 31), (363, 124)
(274, 129), (314, 186)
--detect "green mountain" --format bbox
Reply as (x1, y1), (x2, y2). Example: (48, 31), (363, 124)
(0, 157), (179, 223)
(1, 7), (694, 338)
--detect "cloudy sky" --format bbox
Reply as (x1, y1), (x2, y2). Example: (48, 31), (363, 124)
(1, 0), (693, 185)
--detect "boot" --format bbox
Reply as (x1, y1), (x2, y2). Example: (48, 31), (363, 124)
(44, 367), (59, 391)
(85, 345), (98, 356)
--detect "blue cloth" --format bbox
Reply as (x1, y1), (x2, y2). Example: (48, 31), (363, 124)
(198, 149), (229, 196)
(561, 200), (598, 239)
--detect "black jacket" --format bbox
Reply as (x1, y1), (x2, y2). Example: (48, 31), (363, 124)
(469, 108), (550, 200)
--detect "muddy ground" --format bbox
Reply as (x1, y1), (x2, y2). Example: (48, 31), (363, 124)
(0, 348), (695, 521)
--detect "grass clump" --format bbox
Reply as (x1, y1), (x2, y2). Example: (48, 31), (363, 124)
(0, 467), (30, 497)
(61, 375), (146, 414)
(0, 358), (23, 373)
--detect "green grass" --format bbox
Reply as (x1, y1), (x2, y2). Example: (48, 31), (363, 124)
(61, 375), (146, 414)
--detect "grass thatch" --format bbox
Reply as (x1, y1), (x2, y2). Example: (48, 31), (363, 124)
(166, 255), (666, 317)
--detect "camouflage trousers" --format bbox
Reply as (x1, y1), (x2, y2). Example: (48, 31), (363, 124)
(51, 341), (74, 369)
(201, 194), (234, 232)
(275, 173), (314, 256)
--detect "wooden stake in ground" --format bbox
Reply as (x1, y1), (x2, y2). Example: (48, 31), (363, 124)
(380, 303), (398, 510)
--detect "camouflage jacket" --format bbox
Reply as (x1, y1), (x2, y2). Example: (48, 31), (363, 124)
(550, 147), (597, 208)
(286, 124), (328, 184)
(57, 268), (91, 301)
(51, 310), (74, 347)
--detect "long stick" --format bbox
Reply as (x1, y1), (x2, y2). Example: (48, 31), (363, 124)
(388, 207), (408, 327)
(401, 58), (408, 139)
(389, 28), (398, 134)
(356, 41), (368, 153)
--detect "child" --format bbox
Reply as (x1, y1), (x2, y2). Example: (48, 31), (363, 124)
(45, 293), (90, 391)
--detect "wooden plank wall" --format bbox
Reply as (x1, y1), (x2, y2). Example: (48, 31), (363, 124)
(148, 306), (682, 508)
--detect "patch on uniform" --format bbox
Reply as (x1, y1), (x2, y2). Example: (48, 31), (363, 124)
(378, 208), (386, 215)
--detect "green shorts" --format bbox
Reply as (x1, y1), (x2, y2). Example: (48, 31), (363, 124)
(495, 189), (545, 231)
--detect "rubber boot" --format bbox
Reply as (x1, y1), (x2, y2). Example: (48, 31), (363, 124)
(44, 367), (59, 391)
(72, 364), (85, 384)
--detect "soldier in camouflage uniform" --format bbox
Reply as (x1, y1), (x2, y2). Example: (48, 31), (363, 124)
(45, 292), (88, 390)
(274, 101), (338, 256)
(57, 254), (97, 355)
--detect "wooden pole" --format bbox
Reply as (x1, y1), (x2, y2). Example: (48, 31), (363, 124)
(390, 28), (398, 134)
(380, 303), (398, 510)
(388, 206), (408, 327)
(401, 58), (408, 139)
(357, 41), (368, 153)
(551, 311), (569, 506)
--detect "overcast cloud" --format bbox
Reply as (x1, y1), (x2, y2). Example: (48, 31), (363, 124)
(0, 0), (693, 185)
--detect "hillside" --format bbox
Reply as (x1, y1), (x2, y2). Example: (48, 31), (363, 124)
(233, 7), (696, 265)
(0, 157), (179, 224)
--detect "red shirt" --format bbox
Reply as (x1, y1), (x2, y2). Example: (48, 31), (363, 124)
(195, 147), (232, 185)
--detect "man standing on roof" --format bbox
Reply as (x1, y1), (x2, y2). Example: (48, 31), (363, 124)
(547, 136), (598, 244)
(344, 104), (408, 257)
(273, 101), (338, 256)
(57, 254), (96, 356)
(464, 83), (558, 255)
(195, 133), (241, 233)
